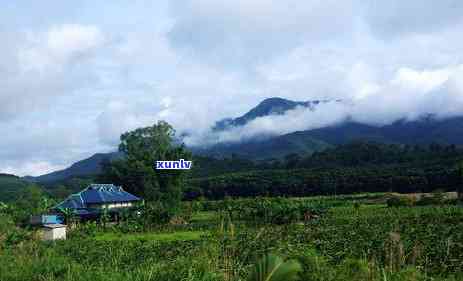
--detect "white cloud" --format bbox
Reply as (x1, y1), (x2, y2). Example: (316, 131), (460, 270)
(363, 0), (463, 37)
(192, 101), (350, 145)
(168, 0), (357, 67)
(18, 24), (105, 73)
(351, 65), (463, 124)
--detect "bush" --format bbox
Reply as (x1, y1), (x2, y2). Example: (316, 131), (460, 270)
(296, 249), (334, 281)
(416, 195), (442, 206)
(143, 201), (178, 226)
(386, 196), (415, 207)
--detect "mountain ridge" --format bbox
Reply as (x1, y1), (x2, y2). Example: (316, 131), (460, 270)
(25, 97), (463, 183)
(25, 152), (123, 183)
(213, 97), (331, 131)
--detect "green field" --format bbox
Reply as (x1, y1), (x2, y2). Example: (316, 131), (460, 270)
(95, 230), (206, 242)
(1, 194), (463, 281)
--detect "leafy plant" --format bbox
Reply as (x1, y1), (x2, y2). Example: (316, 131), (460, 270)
(247, 254), (302, 281)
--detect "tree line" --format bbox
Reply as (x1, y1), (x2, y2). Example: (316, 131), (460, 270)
(97, 122), (463, 201)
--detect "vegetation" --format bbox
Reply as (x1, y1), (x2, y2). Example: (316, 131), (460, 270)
(100, 121), (192, 207)
(247, 254), (302, 281)
(0, 173), (43, 203)
(186, 142), (463, 200)
(1, 193), (463, 281)
(457, 162), (463, 200)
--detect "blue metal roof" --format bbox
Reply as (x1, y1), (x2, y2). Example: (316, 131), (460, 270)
(54, 184), (141, 211)
(56, 194), (85, 209)
(81, 184), (140, 204)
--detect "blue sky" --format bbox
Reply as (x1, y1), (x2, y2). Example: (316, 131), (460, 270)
(1, 1), (463, 176)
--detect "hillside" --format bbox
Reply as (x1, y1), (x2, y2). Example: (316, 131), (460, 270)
(303, 117), (463, 145)
(0, 173), (37, 202)
(192, 131), (331, 159)
(25, 152), (123, 183)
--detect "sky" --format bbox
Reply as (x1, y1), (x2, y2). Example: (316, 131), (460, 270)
(1, 0), (463, 176)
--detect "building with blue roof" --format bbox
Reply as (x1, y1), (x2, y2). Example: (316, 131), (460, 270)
(54, 184), (141, 219)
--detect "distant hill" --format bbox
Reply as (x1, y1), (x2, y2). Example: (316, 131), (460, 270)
(199, 98), (463, 159)
(0, 173), (36, 202)
(302, 117), (463, 146)
(194, 116), (463, 159)
(25, 152), (123, 184)
(193, 131), (331, 159)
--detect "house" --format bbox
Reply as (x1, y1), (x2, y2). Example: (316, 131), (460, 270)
(53, 184), (141, 220)
(42, 224), (66, 241)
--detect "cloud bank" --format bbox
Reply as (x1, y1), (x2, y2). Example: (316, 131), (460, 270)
(185, 64), (463, 146)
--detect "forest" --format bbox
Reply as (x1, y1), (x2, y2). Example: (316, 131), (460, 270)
(186, 142), (463, 200)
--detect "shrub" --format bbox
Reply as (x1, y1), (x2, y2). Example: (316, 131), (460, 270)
(386, 196), (415, 207)
(416, 195), (442, 206)
(143, 201), (178, 226)
(335, 258), (374, 281)
(296, 249), (334, 281)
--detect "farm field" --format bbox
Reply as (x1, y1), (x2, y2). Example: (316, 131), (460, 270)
(95, 230), (206, 242)
(1, 193), (463, 281)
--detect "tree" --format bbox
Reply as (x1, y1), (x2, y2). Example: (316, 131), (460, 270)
(101, 121), (192, 207)
(284, 153), (301, 169)
(458, 162), (463, 200)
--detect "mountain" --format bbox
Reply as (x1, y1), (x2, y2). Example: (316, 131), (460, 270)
(28, 97), (463, 184)
(302, 117), (463, 146)
(25, 152), (123, 183)
(192, 131), (332, 160)
(213, 97), (330, 130)
(195, 116), (463, 159)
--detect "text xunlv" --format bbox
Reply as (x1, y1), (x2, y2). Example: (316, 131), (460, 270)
(155, 159), (192, 170)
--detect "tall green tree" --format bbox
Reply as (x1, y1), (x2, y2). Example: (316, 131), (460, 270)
(101, 121), (192, 206)
(458, 162), (463, 200)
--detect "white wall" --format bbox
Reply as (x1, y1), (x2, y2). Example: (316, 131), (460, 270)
(42, 227), (66, 241)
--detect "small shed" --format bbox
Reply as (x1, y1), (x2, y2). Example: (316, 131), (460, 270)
(30, 214), (63, 225)
(42, 224), (66, 241)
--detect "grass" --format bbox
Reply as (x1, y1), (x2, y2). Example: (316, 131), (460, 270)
(95, 230), (207, 242)
(191, 211), (217, 223)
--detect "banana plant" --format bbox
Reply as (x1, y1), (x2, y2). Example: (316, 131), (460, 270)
(60, 207), (75, 225)
(247, 254), (302, 281)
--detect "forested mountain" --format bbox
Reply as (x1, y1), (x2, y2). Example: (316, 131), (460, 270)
(191, 131), (331, 160)
(197, 97), (463, 159)
(25, 97), (463, 185)
(303, 117), (463, 146)
(194, 117), (463, 160)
